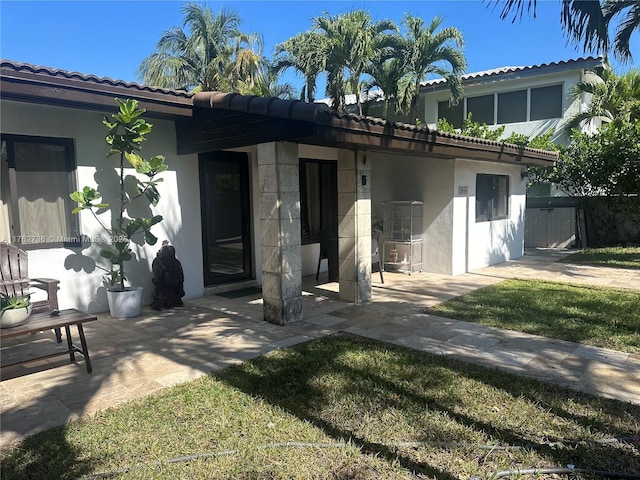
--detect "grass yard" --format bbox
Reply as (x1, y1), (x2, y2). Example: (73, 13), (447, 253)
(425, 279), (640, 354)
(560, 247), (640, 269)
(2, 334), (639, 480)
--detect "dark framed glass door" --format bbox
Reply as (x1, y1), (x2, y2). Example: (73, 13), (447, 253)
(199, 152), (252, 285)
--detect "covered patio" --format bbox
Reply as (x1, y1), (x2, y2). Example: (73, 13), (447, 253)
(2, 250), (640, 449)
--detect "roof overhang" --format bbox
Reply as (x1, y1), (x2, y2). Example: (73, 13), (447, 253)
(0, 61), (193, 119)
(177, 92), (557, 166)
(0, 61), (557, 166)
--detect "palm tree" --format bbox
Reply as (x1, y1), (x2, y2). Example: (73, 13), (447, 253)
(364, 57), (409, 118)
(564, 65), (640, 133)
(312, 10), (398, 114)
(226, 32), (269, 93)
(273, 31), (327, 102)
(486, 0), (639, 63)
(138, 3), (265, 92)
(242, 69), (297, 99)
(603, 0), (640, 61)
(397, 14), (467, 122)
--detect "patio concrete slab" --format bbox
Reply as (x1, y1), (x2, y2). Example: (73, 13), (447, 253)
(1, 248), (639, 449)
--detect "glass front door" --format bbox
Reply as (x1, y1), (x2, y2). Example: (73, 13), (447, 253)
(199, 152), (251, 285)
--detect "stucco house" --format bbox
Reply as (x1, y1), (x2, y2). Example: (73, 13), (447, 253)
(0, 60), (556, 324)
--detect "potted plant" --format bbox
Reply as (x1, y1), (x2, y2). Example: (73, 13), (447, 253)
(70, 98), (167, 317)
(0, 293), (32, 328)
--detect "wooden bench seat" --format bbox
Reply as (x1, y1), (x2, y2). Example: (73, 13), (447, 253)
(1, 309), (97, 375)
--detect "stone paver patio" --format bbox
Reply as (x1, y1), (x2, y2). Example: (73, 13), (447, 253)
(1, 248), (639, 449)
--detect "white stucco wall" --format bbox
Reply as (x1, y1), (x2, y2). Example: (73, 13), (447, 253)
(1, 100), (203, 313)
(453, 160), (527, 274)
(370, 152), (456, 275)
(370, 152), (526, 276)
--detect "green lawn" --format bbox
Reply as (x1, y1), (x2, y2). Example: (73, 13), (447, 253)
(560, 247), (640, 269)
(425, 279), (640, 354)
(2, 334), (638, 480)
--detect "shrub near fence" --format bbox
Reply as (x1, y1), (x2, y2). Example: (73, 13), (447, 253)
(581, 196), (640, 247)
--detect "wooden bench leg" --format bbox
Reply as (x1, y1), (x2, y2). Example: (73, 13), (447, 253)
(64, 325), (75, 362)
(77, 324), (92, 373)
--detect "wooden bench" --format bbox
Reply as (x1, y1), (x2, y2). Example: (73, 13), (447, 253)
(1, 308), (97, 375)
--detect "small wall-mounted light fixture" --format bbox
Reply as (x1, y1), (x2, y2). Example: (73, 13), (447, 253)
(520, 169), (529, 180)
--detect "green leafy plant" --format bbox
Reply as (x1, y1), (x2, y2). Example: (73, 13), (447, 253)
(0, 293), (31, 313)
(437, 113), (505, 140)
(70, 98), (167, 291)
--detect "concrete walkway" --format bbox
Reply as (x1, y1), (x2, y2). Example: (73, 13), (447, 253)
(1, 249), (639, 449)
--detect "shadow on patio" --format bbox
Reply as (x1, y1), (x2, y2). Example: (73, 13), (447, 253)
(3, 248), (638, 449)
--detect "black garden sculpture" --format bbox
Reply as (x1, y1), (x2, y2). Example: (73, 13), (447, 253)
(151, 241), (185, 310)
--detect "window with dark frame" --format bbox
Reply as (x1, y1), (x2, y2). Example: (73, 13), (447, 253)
(299, 159), (337, 244)
(437, 83), (563, 129)
(437, 100), (464, 129)
(530, 84), (563, 120)
(466, 94), (494, 125)
(497, 90), (527, 124)
(476, 174), (509, 222)
(0, 134), (80, 248)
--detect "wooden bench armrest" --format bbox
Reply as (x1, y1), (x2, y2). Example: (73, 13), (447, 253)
(30, 278), (60, 311)
(30, 278), (60, 286)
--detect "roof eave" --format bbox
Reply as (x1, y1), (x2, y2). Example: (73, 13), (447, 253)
(0, 63), (193, 118)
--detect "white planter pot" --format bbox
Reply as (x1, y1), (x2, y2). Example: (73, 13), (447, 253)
(1, 304), (33, 328)
(106, 286), (143, 318)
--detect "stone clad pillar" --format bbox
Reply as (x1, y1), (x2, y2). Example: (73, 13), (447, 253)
(257, 142), (303, 325)
(337, 150), (372, 304)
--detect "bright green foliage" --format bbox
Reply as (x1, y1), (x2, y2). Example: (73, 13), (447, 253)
(437, 112), (505, 140)
(564, 65), (640, 134)
(274, 10), (466, 120)
(310, 10), (398, 113)
(70, 98), (167, 290)
(273, 31), (327, 102)
(427, 278), (640, 353)
(0, 293), (30, 313)
(502, 129), (558, 150)
(552, 120), (640, 197)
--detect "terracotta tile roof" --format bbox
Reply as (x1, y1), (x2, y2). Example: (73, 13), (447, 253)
(0, 59), (193, 98)
(194, 91), (431, 131)
(420, 56), (603, 87)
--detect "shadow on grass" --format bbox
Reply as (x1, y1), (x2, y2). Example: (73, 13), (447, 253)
(0, 426), (96, 480)
(216, 333), (640, 478)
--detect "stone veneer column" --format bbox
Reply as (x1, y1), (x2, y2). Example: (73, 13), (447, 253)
(258, 142), (303, 325)
(337, 150), (372, 303)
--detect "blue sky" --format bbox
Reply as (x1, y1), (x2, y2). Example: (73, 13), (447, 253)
(1, 0), (637, 96)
